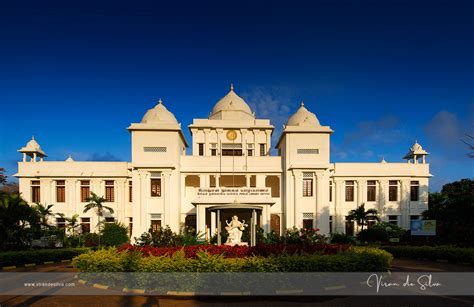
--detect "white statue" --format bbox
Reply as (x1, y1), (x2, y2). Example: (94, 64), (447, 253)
(225, 215), (248, 245)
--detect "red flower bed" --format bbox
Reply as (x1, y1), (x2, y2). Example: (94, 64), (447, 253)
(117, 243), (350, 258)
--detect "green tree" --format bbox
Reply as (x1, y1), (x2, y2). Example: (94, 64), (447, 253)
(0, 168), (7, 185)
(423, 178), (474, 246)
(0, 191), (39, 249)
(101, 222), (128, 246)
(34, 203), (54, 229)
(346, 203), (379, 231)
(83, 192), (114, 247)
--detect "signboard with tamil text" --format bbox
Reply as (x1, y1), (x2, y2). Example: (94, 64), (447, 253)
(410, 220), (436, 236)
(197, 188), (271, 197)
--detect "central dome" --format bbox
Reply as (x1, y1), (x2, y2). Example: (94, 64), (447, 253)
(209, 85), (254, 120)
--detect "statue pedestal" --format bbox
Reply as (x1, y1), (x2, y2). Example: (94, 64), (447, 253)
(224, 242), (248, 246)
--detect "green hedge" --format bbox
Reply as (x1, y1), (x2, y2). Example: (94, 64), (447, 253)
(73, 246), (392, 272)
(0, 248), (90, 267)
(381, 245), (474, 265)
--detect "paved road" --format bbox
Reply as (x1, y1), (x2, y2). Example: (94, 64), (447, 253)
(1, 260), (473, 307)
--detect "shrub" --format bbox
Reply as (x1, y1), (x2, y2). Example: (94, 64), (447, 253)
(330, 233), (356, 244)
(381, 245), (474, 265)
(101, 222), (129, 247)
(73, 246), (392, 273)
(0, 248), (90, 267)
(357, 222), (407, 243)
(135, 224), (204, 247)
(81, 233), (99, 247)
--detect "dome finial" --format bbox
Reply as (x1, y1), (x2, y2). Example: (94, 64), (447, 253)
(158, 98), (163, 105)
(300, 100), (305, 107)
(230, 83), (234, 91)
(31, 135), (35, 140)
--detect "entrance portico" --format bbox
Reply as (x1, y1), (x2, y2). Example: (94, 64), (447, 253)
(192, 196), (275, 245)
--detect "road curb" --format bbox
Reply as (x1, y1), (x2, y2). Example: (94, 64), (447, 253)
(93, 283), (109, 290)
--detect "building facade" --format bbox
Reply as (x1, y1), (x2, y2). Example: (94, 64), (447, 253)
(15, 86), (431, 241)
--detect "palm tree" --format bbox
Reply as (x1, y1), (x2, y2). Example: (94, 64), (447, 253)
(83, 192), (114, 247)
(34, 203), (54, 229)
(346, 203), (379, 231)
(66, 214), (80, 235)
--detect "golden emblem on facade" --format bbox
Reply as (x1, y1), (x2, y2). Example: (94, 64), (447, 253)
(226, 130), (237, 141)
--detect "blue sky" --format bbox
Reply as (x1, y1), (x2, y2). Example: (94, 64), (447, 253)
(0, 0), (472, 191)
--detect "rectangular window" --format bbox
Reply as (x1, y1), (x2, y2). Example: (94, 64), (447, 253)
(222, 149), (243, 156)
(150, 214), (162, 232)
(303, 178), (313, 197)
(388, 215), (398, 225)
(80, 180), (90, 202)
(105, 217), (115, 223)
(105, 180), (115, 202)
(345, 181), (355, 202)
(151, 176), (161, 197)
(367, 180), (376, 202)
(56, 217), (66, 229)
(128, 181), (133, 202)
(297, 148), (319, 154)
(210, 175), (216, 188)
(329, 181), (333, 202)
(128, 217), (133, 238)
(31, 180), (40, 203)
(211, 149), (217, 156)
(389, 180), (398, 201)
(247, 149), (253, 156)
(81, 218), (90, 233)
(260, 143), (266, 156)
(345, 216), (354, 236)
(144, 146), (167, 152)
(410, 215), (420, 221)
(302, 213), (314, 229)
(56, 180), (66, 203)
(410, 181), (419, 201)
(198, 143), (204, 156)
(250, 175), (256, 188)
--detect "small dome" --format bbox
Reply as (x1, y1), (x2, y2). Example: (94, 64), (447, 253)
(209, 85), (254, 120)
(411, 141), (423, 151)
(18, 136), (47, 156)
(286, 101), (321, 126)
(65, 154), (74, 162)
(26, 137), (41, 151)
(141, 99), (179, 124)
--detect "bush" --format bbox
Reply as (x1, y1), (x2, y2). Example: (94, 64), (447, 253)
(0, 248), (90, 267)
(330, 233), (356, 244)
(101, 222), (129, 247)
(381, 245), (474, 265)
(357, 222), (407, 243)
(81, 233), (100, 247)
(73, 246), (392, 273)
(135, 224), (204, 247)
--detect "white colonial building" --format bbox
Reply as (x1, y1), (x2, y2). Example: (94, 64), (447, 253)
(15, 86), (431, 242)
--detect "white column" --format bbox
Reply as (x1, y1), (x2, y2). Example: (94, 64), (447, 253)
(334, 180), (345, 233)
(197, 205), (207, 236)
(163, 171), (171, 228)
(265, 130), (271, 155)
(210, 211), (216, 236)
(204, 129), (210, 156)
(316, 171), (330, 235)
(293, 171), (302, 228)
